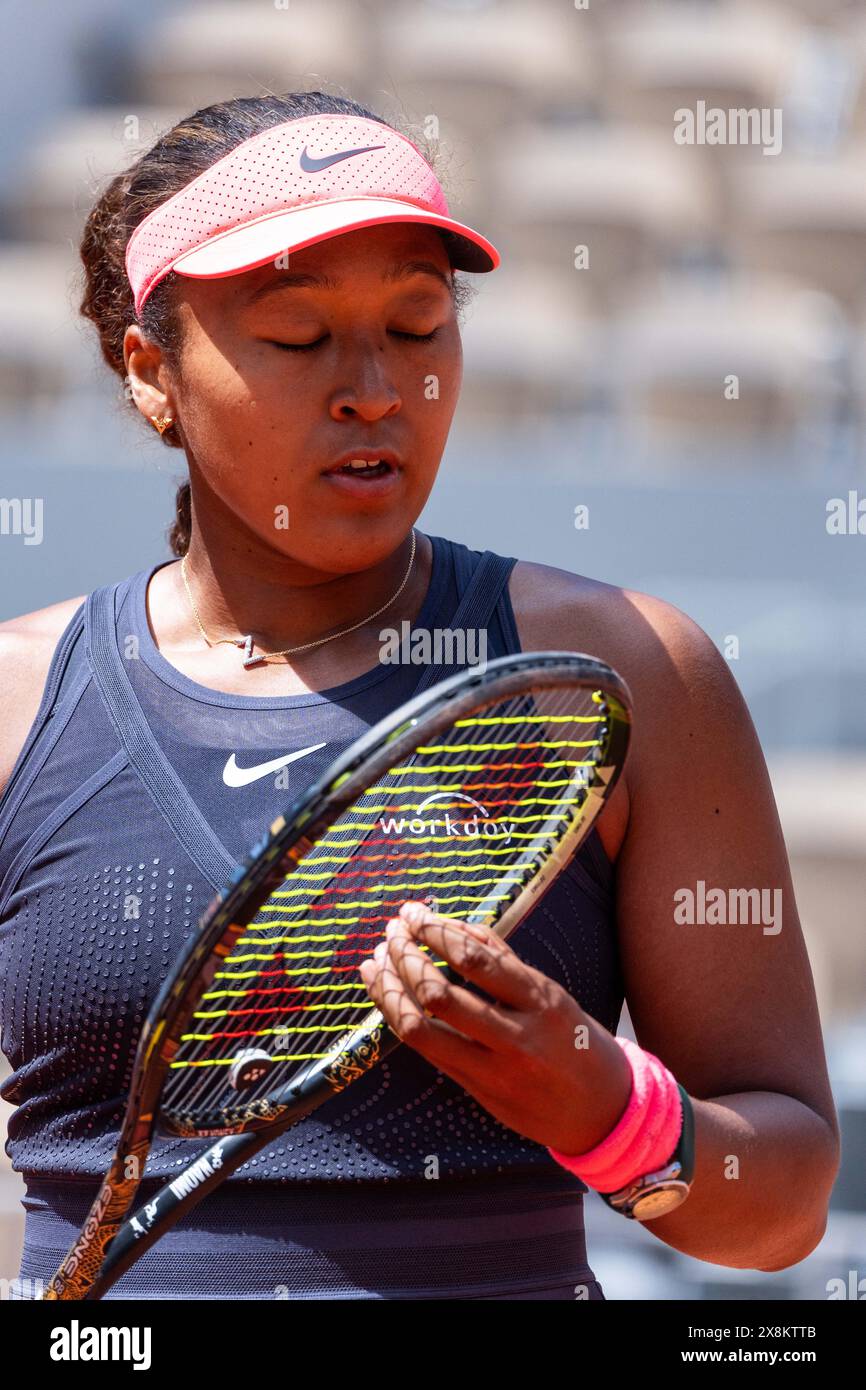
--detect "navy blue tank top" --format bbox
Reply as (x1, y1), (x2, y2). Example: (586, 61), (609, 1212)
(0, 533), (624, 1298)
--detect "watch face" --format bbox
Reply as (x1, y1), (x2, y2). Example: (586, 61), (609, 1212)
(632, 1183), (689, 1221)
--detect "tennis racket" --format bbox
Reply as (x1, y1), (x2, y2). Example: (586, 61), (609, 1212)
(43, 650), (631, 1300)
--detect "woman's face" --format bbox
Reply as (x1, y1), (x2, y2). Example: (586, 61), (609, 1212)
(136, 222), (463, 572)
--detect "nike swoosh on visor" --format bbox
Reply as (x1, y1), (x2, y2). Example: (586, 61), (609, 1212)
(299, 144), (386, 173)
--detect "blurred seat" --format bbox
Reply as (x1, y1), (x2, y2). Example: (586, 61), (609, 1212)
(5, 107), (181, 247)
(135, 0), (369, 111)
(846, 307), (866, 438)
(494, 123), (714, 307)
(604, 275), (847, 462)
(0, 245), (91, 409)
(781, 0), (859, 20)
(777, 27), (861, 154)
(601, 1), (803, 130)
(456, 264), (599, 425)
(780, 806), (866, 1024)
(833, 1105), (866, 1212)
(771, 757), (866, 859)
(837, 13), (866, 137)
(381, 0), (599, 141)
(732, 145), (866, 302)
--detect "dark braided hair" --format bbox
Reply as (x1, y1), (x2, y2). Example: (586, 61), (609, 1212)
(79, 91), (477, 558)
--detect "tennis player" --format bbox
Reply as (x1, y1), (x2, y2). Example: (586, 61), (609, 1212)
(0, 91), (839, 1299)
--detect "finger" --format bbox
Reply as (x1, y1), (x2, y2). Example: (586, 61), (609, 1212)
(396, 902), (543, 1011)
(383, 917), (525, 1052)
(358, 935), (500, 1083)
(358, 938), (424, 1043)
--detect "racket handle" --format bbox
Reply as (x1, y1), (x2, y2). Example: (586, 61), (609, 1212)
(43, 1137), (152, 1301)
(86, 1125), (272, 1299)
(88, 1024), (406, 1299)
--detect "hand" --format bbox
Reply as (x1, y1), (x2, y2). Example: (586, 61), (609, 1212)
(358, 901), (633, 1156)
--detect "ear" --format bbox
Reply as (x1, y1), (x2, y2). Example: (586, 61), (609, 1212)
(123, 323), (176, 425)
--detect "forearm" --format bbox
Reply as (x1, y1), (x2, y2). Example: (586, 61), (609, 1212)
(640, 1089), (840, 1271)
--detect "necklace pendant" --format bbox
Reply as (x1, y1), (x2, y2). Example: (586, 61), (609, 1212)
(239, 635), (263, 668)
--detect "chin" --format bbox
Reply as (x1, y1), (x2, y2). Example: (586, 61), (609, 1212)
(255, 519), (418, 574)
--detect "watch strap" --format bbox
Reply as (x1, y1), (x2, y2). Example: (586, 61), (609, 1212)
(600, 1083), (695, 1218)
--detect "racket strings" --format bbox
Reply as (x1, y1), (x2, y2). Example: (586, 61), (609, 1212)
(162, 684), (609, 1126)
(174, 695), (590, 1102)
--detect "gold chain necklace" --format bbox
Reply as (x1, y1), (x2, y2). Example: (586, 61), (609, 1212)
(179, 529), (417, 669)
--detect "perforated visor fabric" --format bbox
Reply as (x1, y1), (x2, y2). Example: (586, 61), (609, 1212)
(125, 114), (500, 313)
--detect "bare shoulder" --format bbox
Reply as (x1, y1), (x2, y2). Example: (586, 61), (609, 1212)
(507, 559), (739, 860)
(0, 594), (86, 798)
(508, 558), (720, 677)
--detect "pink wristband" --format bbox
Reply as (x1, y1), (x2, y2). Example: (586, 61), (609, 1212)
(547, 1037), (683, 1193)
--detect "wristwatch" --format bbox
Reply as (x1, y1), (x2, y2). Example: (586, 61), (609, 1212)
(599, 1083), (695, 1220)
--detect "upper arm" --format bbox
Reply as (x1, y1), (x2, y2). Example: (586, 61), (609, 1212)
(0, 596), (86, 799)
(508, 560), (838, 1141)
(612, 594), (838, 1138)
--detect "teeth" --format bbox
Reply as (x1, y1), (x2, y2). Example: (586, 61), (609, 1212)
(345, 458), (382, 470)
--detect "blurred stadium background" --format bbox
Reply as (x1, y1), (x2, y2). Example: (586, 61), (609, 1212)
(1, 0), (864, 1300)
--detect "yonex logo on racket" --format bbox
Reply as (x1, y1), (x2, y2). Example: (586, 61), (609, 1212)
(379, 790), (515, 845)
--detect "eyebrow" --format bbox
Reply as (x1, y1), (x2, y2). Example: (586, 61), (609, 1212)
(246, 259), (454, 303)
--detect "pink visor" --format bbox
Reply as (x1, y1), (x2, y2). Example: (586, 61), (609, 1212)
(125, 113), (500, 315)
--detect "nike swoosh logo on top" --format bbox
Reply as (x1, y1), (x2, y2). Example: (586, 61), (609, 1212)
(299, 144), (386, 173)
(222, 744), (328, 788)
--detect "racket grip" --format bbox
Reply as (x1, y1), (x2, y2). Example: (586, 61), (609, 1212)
(42, 1139), (151, 1301)
(86, 1027), (406, 1299)
(91, 1011), (438, 1295)
(86, 1126), (269, 1299)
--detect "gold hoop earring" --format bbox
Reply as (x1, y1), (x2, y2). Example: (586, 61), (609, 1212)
(150, 415), (174, 435)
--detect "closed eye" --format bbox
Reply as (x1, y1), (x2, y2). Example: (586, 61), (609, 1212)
(394, 329), (440, 343)
(267, 329), (441, 353)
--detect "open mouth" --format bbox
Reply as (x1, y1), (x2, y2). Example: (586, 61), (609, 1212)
(334, 458), (393, 479)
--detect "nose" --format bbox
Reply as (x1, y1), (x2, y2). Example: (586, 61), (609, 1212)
(329, 337), (402, 421)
